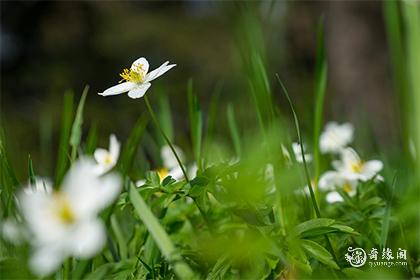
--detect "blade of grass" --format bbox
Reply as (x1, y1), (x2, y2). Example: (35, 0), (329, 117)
(69, 85), (89, 162)
(110, 214), (127, 260)
(380, 173), (397, 249)
(158, 91), (174, 143)
(312, 17), (328, 190)
(55, 90), (74, 185)
(85, 123), (98, 155)
(276, 75), (339, 267)
(129, 184), (195, 279)
(187, 79), (203, 169)
(227, 104), (242, 157)
(28, 155), (36, 185)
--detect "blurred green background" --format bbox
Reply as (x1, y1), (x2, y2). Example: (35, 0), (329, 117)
(0, 1), (402, 178)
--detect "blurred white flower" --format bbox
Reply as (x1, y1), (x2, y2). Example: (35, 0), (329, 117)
(18, 159), (121, 276)
(98, 57), (176, 99)
(319, 171), (357, 203)
(135, 179), (146, 188)
(320, 122), (354, 154)
(332, 147), (383, 182)
(24, 177), (52, 195)
(94, 134), (120, 175)
(292, 142), (312, 163)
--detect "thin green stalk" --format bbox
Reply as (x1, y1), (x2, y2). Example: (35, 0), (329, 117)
(144, 95), (189, 183)
(111, 214), (128, 260)
(277, 75), (339, 266)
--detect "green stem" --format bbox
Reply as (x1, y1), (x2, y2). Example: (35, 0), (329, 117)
(144, 95), (190, 183)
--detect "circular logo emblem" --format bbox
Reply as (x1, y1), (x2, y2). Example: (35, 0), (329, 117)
(345, 247), (367, 267)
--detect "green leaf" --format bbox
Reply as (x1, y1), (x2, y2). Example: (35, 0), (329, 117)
(294, 218), (335, 236)
(301, 239), (339, 270)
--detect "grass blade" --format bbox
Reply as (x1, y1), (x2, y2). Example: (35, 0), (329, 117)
(55, 90), (74, 185)
(312, 17), (328, 188)
(70, 85), (89, 161)
(227, 104), (242, 157)
(187, 79), (203, 168)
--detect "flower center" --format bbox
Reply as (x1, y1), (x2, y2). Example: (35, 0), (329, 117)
(342, 182), (352, 193)
(350, 161), (364, 173)
(119, 64), (146, 83)
(53, 193), (75, 225)
(104, 153), (113, 165)
(157, 168), (169, 181)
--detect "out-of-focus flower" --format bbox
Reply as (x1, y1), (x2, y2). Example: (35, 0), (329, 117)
(332, 147), (383, 182)
(320, 122), (354, 154)
(158, 145), (197, 181)
(319, 171), (357, 203)
(98, 57), (176, 99)
(292, 142), (312, 163)
(18, 159), (121, 276)
(94, 134), (120, 175)
(24, 177), (52, 195)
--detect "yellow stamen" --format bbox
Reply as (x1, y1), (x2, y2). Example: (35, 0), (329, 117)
(119, 64), (146, 83)
(104, 153), (113, 165)
(350, 161), (364, 173)
(343, 182), (352, 193)
(53, 193), (75, 225)
(157, 168), (169, 181)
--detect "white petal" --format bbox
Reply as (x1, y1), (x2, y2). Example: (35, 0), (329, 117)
(161, 144), (185, 170)
(30, 246), (65, 276)
(318, 171), (341, 191)
(169, 166), (184, 181)
(127, 83), (151, 99)
(99, 82), (136, 96)
(326, 191), (344, 203)
(109, 134), (120, 161)
(136, 179), (146, 187)
(145, 62), (176, 82)
(341, 147), (361, 167)
(94, 148), (109, 164)
(63, 159), (121, 218)
(70, 220), (106, 258)
(24, 177), (52, 195)
(360, 160), (383, 181)
(188, 163), (198, 179)
(131, 57), (149, 74)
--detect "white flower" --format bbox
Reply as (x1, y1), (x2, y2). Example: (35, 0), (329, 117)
(98, 57), (176, 99)
(292, 142), (312, 163)
(332, 147), (383, 182)
(18, 159), (121, 276)
(319, 171), (357, 203)
(94, 134), (120, 175)
(136, 179), (146, 188)
(320, 122), (354, 154)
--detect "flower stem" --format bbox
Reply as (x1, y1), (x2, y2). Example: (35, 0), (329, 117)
(144, 95), (190, 183)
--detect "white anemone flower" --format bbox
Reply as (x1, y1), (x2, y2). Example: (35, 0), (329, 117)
(332, 147), (383, 182)
(94, 134), (120, 175)
(320, 122), (354, 154)
(292, 142), (312, 163)
(18, 159), (121, 276)
(98, 57), (176, 99)
(319, 171), (358, 203)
